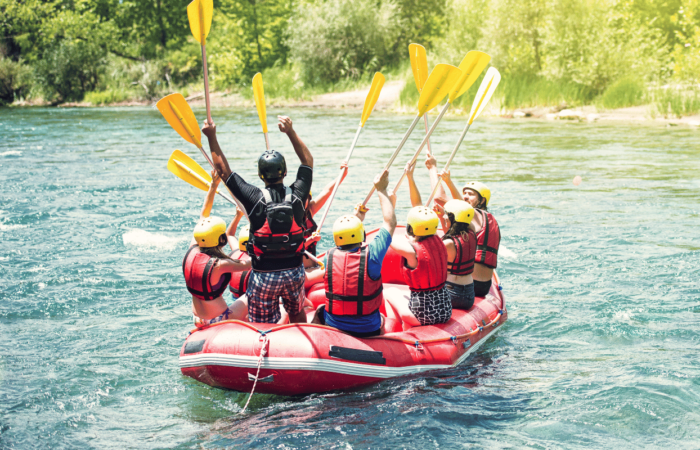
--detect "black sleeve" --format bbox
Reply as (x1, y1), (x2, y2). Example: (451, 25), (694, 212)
(225, 173), (262, 215)
(291, 165), (313, 202)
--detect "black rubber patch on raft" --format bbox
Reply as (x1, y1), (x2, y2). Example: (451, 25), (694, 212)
(329, 346), (386, 365)
(184, 339), (206, 354)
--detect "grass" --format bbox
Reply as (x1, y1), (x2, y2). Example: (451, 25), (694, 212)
(648, 86), (700, 118)
(84, 88), (136, 105)
(596, 77), (646, 110)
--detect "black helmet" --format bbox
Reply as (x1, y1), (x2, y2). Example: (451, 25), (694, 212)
(258, 150), (287, 181)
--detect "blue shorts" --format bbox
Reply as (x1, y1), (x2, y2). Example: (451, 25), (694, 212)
(445, 281), (475, 310)
(246, 265), (306, 323)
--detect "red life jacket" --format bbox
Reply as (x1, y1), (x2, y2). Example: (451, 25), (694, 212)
(446, 229), (477, 276)
(401, 235), (448, 291)
(228, 249), (250, 298)
(250, 187), (305, 261)
(303, 212), (318, 256)
(475, 210), (500, 269)
(182, 245), (231, 301)
(324, 244), (383, 316)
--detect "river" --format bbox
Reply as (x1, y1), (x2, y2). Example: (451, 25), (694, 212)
(1, 106), (699, 448)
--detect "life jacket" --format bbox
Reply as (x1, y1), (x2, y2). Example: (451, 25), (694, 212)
(228, 249), (250, 298)
(303, 212), (318, 256)
(182, 245), (231, 301)
(324, 244), (383, 316)
(445, 229), (477, 276)
(250, 187), (305, 261)
(475, 210), (500, 269)
(401, 235), (448, 292)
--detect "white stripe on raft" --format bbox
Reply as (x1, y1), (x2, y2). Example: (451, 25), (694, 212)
(179, 326), (500, 379)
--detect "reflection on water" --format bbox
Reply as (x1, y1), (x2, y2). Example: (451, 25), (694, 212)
(1, 106), (699, 448)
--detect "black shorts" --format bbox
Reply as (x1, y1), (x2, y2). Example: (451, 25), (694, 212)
(473, 279), (492, 297)
(445, 281), (475, 310)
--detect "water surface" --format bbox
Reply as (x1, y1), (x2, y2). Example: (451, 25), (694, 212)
(1, 106), (699, 448)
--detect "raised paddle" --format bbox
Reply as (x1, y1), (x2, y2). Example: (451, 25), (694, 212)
(425, 67), (502, 207)
(360, 63), (462, 207)
(391, 51), (491, 194)
(409, 44), (433, 155)
(314, 72), (385, 235)
(187, 0), (214, 125)
(167, 149), (236, 203)
(252, 73), (270, 150)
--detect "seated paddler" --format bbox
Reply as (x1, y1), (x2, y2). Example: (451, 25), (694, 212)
(309, 169), (397, 337)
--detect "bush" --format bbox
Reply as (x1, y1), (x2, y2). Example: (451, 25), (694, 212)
(649, 86), (700, 118)
(0, 58), (33, 105)
(287, 0), (402, 85)
(35, 40), (106, 103)
(84, 88), (134, 105)
(597, 77), (646, 109)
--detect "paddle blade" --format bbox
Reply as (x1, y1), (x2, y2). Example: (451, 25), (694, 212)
(252, 72), (268, 134)
(417, 64), (462, 116)
(449, 51), (491, 103)
(468, 67), (501, 124)
(167, 150), (212, 192)
(156, 93), (202, 148)
(409, 43), (429, 92)
(187, 0), (213, 44)
(360, 72), (385, 126)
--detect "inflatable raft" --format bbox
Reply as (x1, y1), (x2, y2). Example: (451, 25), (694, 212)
(179, 226), (507, 395)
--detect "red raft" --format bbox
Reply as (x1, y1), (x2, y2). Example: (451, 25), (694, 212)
(179, 226), (507, 396)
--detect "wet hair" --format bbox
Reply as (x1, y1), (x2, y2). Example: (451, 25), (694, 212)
(442, 212), (472, 242)
(200, 234), (233, 261)
(406, 225), (429, 242)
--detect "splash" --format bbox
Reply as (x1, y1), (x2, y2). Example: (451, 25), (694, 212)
(499, 244), (517, 260)
(122, 229), (188, 252)
(0, 151), (22, 156)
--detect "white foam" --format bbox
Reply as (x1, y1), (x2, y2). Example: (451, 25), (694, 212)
(122, 229), (188, 252)
(0, 151), (22, 156)
(0, 223), (26, 231)
(499, 244), (518, 260)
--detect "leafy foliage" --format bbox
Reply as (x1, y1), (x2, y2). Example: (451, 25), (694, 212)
(0, 58), (33, 105)
(34, 40), (105, 103)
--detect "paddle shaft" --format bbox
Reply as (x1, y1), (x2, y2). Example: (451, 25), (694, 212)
(201, 44), (212, 125)
(316, 125), (363, 233)
(425, 122), (472, 206)
(392, 102), (450, 193)
(361, 114), (421, 207)
(423, 113), (432, 154)
(264, 132), (270, 151)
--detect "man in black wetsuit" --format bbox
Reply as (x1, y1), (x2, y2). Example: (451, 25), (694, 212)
(204, 116), (313, 324)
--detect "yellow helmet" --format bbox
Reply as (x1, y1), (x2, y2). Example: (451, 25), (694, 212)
(463, 181), (491, 207)
(193, 216), (226, 248)
(406, 206), (439, 236)
(444, 199), (475, 224)
(237, 225), (250, 251)
(332, 215), (364, 246)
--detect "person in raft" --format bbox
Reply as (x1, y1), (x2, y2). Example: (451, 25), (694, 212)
(308, 169), (397, 337)
(205, 116), (312, 324)
(183, 171), (252, 327)
(301, 161), (349, 268)
(225, 210), (251, 300)
(403, 160), (478, 310)
(385, 206), (451, 330)
(425, 154), (501, 298)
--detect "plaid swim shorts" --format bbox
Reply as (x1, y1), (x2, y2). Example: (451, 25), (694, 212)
(246, 265), (306, 323)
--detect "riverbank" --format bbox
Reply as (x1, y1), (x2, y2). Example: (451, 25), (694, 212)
(11, 81), (700, 127)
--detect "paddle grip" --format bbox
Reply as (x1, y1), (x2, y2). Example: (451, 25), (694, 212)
(425, 122), (471, 206)
(316, 125), (363, 234)
(201, 45), (212, 125)
(361, 114), (421, 207)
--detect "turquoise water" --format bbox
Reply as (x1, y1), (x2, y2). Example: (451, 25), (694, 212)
(1, 106), (699, 448)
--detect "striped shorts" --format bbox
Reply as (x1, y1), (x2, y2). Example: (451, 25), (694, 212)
(246, 265), (306, 323)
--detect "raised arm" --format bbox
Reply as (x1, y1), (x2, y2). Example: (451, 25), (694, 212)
(433, 204), (449, 234)
(373, 169), (397, 235)
(440, 169), (462, 201)
(200, 171), (221, 220)
(278, 116), (313, 168)
(202, 122), (232, 182)
(405, 160), (423, 207)
(225, 207), (245, 251)
(309, 161), (348, 216)
(425, 153), (451, 204)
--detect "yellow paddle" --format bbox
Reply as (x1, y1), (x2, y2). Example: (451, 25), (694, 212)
(187, 0), (214, 125)
(252, 72), (270, 150)
(409, 44), (433, 155)
(360, 63), (462, 207)
(391, 51), (491, 194)
(425, 67), (502, 206)
(167, 149), (238, 202)
(315, 72), (385, 234)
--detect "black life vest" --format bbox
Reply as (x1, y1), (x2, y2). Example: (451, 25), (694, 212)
(475, 210), (500, 269)
(182, 245), (231, 301)
(250, 187), (305, 262)
(324, 244), (383, 316)
(446, 229), (477, 276)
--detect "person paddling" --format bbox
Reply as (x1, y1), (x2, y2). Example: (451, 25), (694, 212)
(183, 172), (251, 327)
(432, 162), (501, 297)
(309, 169), (396, 337)
(205, 116), (313, 324)
(385, 206), (451, 330)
